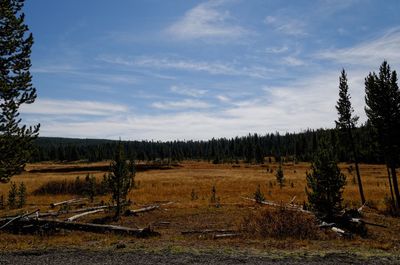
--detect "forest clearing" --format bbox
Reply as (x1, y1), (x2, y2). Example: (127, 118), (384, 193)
(0, 160), (399, 257)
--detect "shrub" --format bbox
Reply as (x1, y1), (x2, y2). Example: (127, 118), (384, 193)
(33, 176), (109, 196)
(254, 184), (265, 203)
(17, 182), (27, 208)
(7, 182), (17, 209)
(240, 207), (321, 240)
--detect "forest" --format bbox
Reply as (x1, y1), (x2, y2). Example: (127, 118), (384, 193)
(31, 124), (382, 164)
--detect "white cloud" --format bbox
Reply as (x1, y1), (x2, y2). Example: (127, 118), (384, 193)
(22, 68), (368, 141)
(132, 56), (273, 79)
(216, 95), (230, 102)
(151, 99), (211, 110)
(21, 99), (128, 116)
(282, 56), (306, 66)
(316, 27), (400, 66)
(265, 45), (289, 54)
(167, 0), (248, 40)
(264, 15), (307, 36)
(170, 85), (207, 97)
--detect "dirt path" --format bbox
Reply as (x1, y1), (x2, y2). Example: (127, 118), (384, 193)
(0, 250), (398, 265)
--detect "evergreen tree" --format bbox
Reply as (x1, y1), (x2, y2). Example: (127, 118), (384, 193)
(17, 181), (26, 208)
(108, 141), (134, 219)
(365, 61), (400, 209)
(275, 162), (285, 188)
(335, 69), (365, 205)
(254, 184), (265, 203)
(306, 137), (346, 221)
(0, 0), (39, 182)
(7, 181), (17, 208)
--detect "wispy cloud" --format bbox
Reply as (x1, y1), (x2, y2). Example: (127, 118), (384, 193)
(166, 0), (248, 40)
(132, 56), (273, 79)
(282, 56), (306, 66)
(21, 99), (128, 116)
(265, 45), (289, 54)
(264, 15), (307, 36)
(32, 64), (138, 85)
(170, 85), (207, 97)
(316, 27), (400, 66)
(151, 99), (211, 110)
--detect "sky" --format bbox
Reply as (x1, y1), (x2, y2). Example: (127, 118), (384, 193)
(20, 0), (400, 141)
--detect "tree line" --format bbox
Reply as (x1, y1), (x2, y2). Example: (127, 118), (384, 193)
(30, 125), (384, 164)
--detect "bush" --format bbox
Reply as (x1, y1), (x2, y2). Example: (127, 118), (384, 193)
(33, 175), (109, 196)
(240, 207), (321, 240)
(8, 182), (17, 209)
(254, 184), (265, 203)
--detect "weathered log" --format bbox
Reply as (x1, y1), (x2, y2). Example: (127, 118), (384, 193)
(125, 205), (159, 216)
(0, 209), (39, 230)
(213, 233), (240, 239)
(66, 209), (105, 222)
(349, 218), (387, 228)
(13, 218), (158, 237)
(242, 197), (313, 214)
(181, 229), (236, 235)
(50, 198), (88, 208)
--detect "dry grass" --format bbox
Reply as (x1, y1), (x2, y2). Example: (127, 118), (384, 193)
(0, 161), (399, 254)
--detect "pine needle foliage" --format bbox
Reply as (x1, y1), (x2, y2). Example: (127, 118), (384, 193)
(306, 137), (346, 221)
(0, 0), (40, 182)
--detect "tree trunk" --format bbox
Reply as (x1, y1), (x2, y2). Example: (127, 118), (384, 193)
(348, 129), (366, 205)
(386, 165), (396, 207)
(390, 165), (400, 209)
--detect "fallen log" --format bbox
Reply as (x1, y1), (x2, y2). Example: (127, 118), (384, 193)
(242, 197), (313, 214)
(12, 218), (159, 237)
(181, 229), (236, 235)
(0, 209), (39, 230)
(349, 218), (387, 228)
(125, 205), (159, 216)
(213, 233), (240, 239)
(66, 209), (105, 222)
(50, 198), (88, 208)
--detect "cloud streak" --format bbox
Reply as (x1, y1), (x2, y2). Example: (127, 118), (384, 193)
(21, 99), (128, 116)
(316, 27), (400, 66)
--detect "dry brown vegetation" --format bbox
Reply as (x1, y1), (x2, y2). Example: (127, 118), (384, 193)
(0, 161), (399, 254)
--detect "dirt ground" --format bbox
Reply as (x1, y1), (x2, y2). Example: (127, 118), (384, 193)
(1, 249), (399, 265)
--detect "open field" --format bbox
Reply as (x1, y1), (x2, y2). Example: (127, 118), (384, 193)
(0, 161), (399, 256)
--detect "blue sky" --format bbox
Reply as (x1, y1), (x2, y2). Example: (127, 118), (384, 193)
(20, 0), (400, 140)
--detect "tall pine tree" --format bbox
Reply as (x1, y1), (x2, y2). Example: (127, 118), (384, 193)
(365, 61), (400, 209)
(335, 69), (365, 205)
(0, 0), (39, 182)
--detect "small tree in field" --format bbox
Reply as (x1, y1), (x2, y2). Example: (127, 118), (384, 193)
(275, 163), (285, 188)
(306, 137), (346, 221)
(17, 181), (26, 208)
(254, 184), (265, 203)
(7, 182), (17, 208)
(108, 142), (135, 220)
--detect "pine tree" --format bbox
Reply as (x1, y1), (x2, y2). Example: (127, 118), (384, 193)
(7, 181), (17, 208)
(17, 181), (26, 208)
(335, 69), (365, 205)
(275, 162), (285, 188)
(108, 142), (134, 219)
(254, 184), (265, 203)
(365, 61), (400, 209)
(306, 137), (346, 221)
(0, 0), (40, 182)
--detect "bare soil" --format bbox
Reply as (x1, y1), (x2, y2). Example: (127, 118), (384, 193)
(0, 250), (399, 265)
